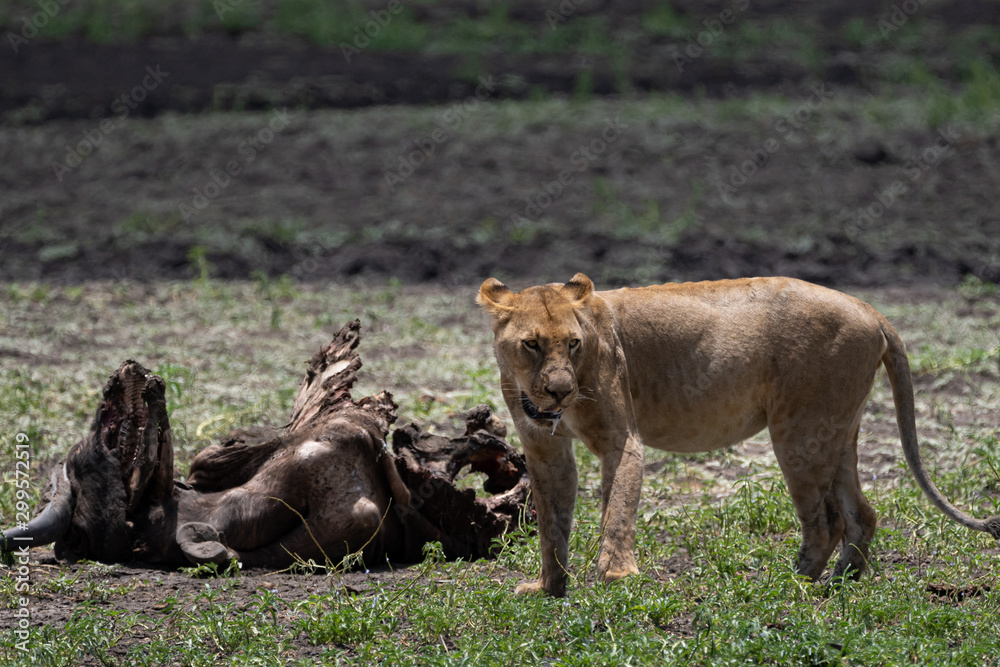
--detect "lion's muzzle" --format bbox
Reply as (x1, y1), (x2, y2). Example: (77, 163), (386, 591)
(520, 393), (563, 421)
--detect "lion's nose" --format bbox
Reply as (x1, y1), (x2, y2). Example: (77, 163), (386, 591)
(544, 385), (572, 405)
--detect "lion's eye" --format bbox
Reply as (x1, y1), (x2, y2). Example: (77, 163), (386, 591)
(568, 338), (581, 351)
(523, 339), (540, 351)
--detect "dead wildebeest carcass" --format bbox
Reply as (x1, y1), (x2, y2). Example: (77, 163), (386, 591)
(1, 320), (529, 570)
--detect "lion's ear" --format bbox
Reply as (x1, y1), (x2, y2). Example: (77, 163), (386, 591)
(560, 273), (594, 306)
(477, 277), (515, 313)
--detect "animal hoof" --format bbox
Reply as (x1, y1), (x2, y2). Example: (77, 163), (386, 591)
(177, 522), (235, 566)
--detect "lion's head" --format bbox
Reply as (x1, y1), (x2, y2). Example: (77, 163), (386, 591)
(477, 273), (597, 427)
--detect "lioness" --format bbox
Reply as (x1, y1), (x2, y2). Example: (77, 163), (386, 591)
(478, 273), (1000, 596)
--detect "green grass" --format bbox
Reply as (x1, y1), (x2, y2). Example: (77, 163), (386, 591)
(273, 0), (429, 52)
(1, 281), (998, 664)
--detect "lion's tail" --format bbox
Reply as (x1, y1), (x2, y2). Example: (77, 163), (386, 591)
(880, 319), (1000, 539)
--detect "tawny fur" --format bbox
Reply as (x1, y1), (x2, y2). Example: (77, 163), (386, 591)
(479, 273), (999, 597)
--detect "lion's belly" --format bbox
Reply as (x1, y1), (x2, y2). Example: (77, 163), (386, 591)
(636, 401), (768, 453)
(629, 373), (770, 453)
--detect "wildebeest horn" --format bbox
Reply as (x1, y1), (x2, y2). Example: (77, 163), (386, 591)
(1, 464), (74, 552)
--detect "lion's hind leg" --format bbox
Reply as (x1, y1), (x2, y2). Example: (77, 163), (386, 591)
(828, 424), (877, 582)
(781, 474), (844, 581)
(770, 417), (853, 582)
(772, 411), (877, 583)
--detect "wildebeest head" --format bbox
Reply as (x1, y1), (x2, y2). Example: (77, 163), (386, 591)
(2, 361), (174, 562)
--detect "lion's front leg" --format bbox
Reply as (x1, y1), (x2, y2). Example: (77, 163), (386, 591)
(594, 433), (643, 583)
(517, 433), (577, 597)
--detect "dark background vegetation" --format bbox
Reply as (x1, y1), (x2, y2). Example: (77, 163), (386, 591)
(1, 0), (998, 286)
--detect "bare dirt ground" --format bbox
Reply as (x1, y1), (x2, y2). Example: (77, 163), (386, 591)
(2, 99), (997, 287)
(1, 0), (998, 287)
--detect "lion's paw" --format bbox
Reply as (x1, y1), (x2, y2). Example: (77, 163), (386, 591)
(601, 565), (639, 583)
(514, 580), (566, 597)
(514, 581), (545, 595)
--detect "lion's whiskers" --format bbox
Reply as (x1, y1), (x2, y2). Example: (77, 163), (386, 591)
(500, 381), (522, 395)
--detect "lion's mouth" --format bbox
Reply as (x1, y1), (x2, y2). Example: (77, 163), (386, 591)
(520, 393), (563, 422)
